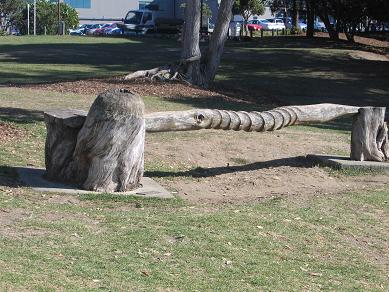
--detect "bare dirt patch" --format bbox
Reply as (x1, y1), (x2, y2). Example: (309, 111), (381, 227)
(350, 51), (389, 61)
(145, 130), (389, 204)
(0, 208), (50, 239)
(17, 78), (275, 109)
(316, 32), (389, 55)
(19, 78), (232, 99)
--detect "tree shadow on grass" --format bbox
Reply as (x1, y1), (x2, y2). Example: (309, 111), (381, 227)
(0, 107), (43, 124)
(160, 95), (274, 112)
(226, 35), (388, 54)
(0, 165), (20, 188)
(146, 156), (312, 178)
(0, 39), (180, 84)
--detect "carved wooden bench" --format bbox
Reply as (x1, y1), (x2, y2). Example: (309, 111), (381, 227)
(44, 89), (389, 193)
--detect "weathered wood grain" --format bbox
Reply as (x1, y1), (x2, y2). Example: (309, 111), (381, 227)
(351, 107), (389, 162)
(44, 102), (387, 192)
(44, 109), (88, 182)
(72, 89), (145, 192)
(145, 103), (360, 132)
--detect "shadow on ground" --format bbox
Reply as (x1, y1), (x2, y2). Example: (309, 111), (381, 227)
(146, 156), (312, 178)
(0, 107), (43, 124)
(0, 165), (19, 188)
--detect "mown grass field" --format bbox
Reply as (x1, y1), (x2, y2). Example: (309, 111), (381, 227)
(0, 35), (388, 106)
(0, 35), (388, 291)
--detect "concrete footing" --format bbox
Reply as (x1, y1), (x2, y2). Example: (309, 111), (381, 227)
(16, 167), (174, 199)
(307, 154), (389, 172)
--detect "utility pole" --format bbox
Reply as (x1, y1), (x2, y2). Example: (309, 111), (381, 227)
(27, 3), (30, 35)
(33, 0), (36, 35)
(57, 0), (61, 35)
(200, 0), (203, 34)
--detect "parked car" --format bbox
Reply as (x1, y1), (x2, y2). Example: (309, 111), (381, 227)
(247, 20), (263, 31)
(285, 18), (307, 31)
(314, 21), (326, 32)
(104, 23), (122, 35)
(228, 21), (242, 39)
(85, 24), (103, 35)
(118, 9), (183, 35)
(93, 23), (113, 35)
(260, 18), (286, 30)
(10, 27), (21, 36)
(69, 24), (91, 35)
(106, 27), (123, 35)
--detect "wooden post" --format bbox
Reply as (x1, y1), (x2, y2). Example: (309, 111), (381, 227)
(260, 29), (263, 38)
(272, 29), (274, 36)
(351, 107), (389, 162)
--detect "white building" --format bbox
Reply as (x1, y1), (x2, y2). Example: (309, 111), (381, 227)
(64, 0), (138, 22)
(64, 0), (220, 23)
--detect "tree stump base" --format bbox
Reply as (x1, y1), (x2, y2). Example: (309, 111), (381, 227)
(351, 107), (389, 162)
(44, 89), (145, 193)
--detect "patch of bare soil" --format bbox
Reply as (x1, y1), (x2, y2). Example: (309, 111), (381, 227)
(0, 208), (50, 239)
(349, 51), (389, 61)
(145, 130), (389, 204)
(19, 78), (233, 99)
(18, 78), (276, 109)
(0, 207), (101, 239)
(316, 32), (389, 55)
(0, 122), (25, 144)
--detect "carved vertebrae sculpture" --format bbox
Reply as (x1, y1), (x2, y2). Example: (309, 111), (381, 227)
(44, 93), (388, 194)
(145, 104), (360, 133)
(191, 108), (298, 132)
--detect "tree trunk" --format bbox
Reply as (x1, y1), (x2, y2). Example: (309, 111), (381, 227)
(123, 0), (234, 88)
(72, 89), (145, 192)
(202, 0), (234, 86)
(351, 107), (389, 162)
(181, 0), (234, 87)
(345, 23), (356, 42)
(306, 0), (315, 38)
(181, 0), (203, 85)
(319, 8), (339, 40)
(292, 0), (299, 34)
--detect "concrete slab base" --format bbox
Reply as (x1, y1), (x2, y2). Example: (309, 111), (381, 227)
(307, 154), (389, 172)
(16, 167), (174, 199)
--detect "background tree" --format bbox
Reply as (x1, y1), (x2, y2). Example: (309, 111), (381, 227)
(306, 0), (315, 38)
(269, 0), (301, 33)
(233, 0), (265, 35)
(0, 0), (25, 33)
(14, 0), (78, 35)
(126, 0), (235, 88)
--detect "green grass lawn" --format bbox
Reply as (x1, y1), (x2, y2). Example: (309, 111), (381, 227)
(0, 35), (388, 291)
(0, 36), (178, 84)
(0, 35), (388, 107)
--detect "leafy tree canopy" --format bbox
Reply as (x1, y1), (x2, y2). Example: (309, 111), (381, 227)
(13, 0), (79, 35)
(233, 0), (265, 21)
